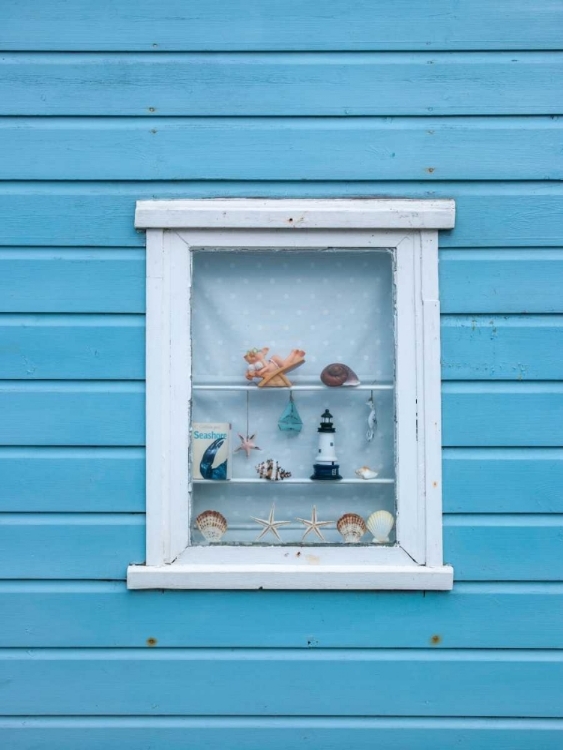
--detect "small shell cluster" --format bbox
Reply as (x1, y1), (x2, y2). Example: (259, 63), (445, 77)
(255, 459), (292, 480)
(336, 510), (395, 544)
(196, 510), (228, 542)
(320, 363), (360, 387)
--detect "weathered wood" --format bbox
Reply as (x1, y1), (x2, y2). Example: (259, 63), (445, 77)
(2, 118), (561, 181)
(1, 648), (562, 716)
(3, 52), (562, 116)
(1, 1), (561, 51)
(441, 315), (563, 380)
(1, 183), (560, 248)
(1, 581), (561, 649)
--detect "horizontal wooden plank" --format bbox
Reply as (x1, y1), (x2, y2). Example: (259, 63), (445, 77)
(1, 1), (561, 51)
(2, 118), (561, 181)
(0, 515), (144, 579)
(3, 382), (562, 447)
(1, 183), (561, 248)
(441, 315), (563, 380)
(0, 448), (144, 512)
(2, 447), (560, 516)
(0, 314), (144, 378)
(2, 250), (562, 317)
(443, 515), (563, 581)
(0, 514), (560, 581)
(443, 449), (563, 514)
(441, 250), (563, 313)
(3, 52), (562, 116)
(442, 383), (563, 447)
(2, 718), (563, 750)
(0, 249), (144, 313)
(1, 581), (561, 648)
(1, 648), (562, 717)
(0, 382), (144, 446)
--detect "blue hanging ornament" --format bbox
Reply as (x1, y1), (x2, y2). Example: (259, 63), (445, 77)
(278, 392), (303, 433)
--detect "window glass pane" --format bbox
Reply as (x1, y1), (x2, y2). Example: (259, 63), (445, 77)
(190, 249), (396, 546)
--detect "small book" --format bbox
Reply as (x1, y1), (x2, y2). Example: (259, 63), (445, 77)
(191, 422), (232, 480)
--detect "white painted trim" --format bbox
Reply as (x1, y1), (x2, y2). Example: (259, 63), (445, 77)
(135, 199), (454, 590)
(136, 198), (455, 230)
(128, 562), (454, 590)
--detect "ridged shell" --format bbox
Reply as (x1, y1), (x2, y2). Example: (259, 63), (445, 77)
(355, 465), (379, 480)
(336, 513), (367, 544)
(320, 363), (360, 387)
(196, 510), (228, 542)
(366, 510), (395, 543)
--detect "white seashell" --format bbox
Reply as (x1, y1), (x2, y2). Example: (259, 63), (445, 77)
(367, 510), (395, 543)
(336, 513), (367, 544)
(355, 466), (379, 480)
(196, 510), (228, 542)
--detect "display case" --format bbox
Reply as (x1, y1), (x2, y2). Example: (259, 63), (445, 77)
(128, 198), (455, 590)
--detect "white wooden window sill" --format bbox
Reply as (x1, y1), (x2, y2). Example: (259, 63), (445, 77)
(128, 198), (455, 591)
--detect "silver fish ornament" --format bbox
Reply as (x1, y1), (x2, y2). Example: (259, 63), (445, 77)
(366, 394), (377, 441)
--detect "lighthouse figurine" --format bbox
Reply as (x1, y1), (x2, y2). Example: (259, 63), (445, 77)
(311, 409), (342, 480)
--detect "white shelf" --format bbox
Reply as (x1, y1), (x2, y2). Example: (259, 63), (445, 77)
(193, 477), (394, 485)
(193, 383), (393, 392)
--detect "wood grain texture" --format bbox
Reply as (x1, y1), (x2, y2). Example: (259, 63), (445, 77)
(440, 250), (563, 313)
(0, 514), (560, 581)
(1, 183), (562, 248)
(0, 382), (144, 446)
(0, 448), (144, 512)
(1, 118), (561, 181)
(0, 314), (144, 379)
(443, 449), (563, 514)
(441, 315), (563, 380)
(2, 718), (562, 750)
(1, 581), (561, 648)
(0, 721), (559, 750)
(442, 383), (563, 447)
(1, 1), (561, 51)
(3, 52), (562, 116)
(1, 648), (562, 716)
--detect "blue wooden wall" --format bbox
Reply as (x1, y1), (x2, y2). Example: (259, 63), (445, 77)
(1, 2), (562, 748)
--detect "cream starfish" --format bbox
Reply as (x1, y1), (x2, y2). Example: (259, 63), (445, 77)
(296, 505), (333, 542)
(251, 503), (291, 542)
(235, 433), (261, 459)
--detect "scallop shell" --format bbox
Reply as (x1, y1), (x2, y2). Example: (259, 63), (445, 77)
(196, 510), (228, 542)
(320, 363), (360, 387)
(355, 466), (379, 480)
(366, 510), (395, 543)
(336, 513), (367, 543)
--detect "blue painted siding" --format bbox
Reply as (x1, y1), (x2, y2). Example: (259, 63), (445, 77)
(0, 3), (562, 748)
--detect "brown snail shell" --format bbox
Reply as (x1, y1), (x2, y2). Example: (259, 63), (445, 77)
(320, 363), (360, 387)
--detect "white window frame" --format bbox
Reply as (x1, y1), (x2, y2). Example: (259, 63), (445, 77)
(127, 198), (455, 590)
